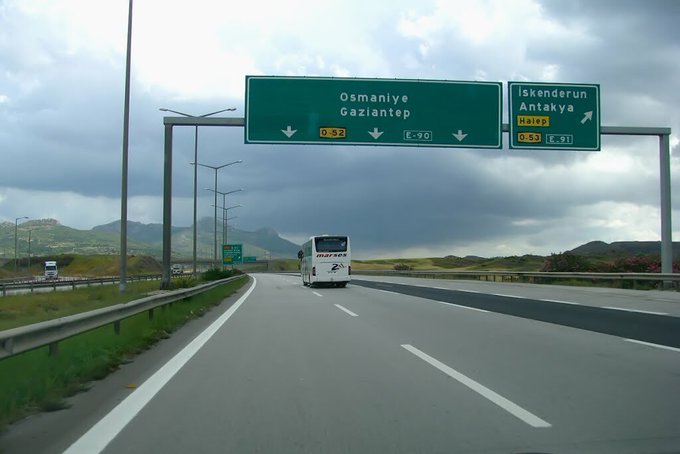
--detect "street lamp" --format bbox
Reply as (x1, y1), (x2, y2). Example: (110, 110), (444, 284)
(27, 229), (33, 273)
(159, 107), (236, 276)
(14, 216), (28, 273)
(205, 188), (243, 255)
(222, 205), (242, 249)
(195, 161), (242, 267)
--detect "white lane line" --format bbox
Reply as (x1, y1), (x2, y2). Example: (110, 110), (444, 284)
(63, 277), (258, 454)
(401, 344), (551, 429)
(334, 304), (358, 317)
(541, 298), (581, 306)
(604, 306), (668, 316)
(378, 289), (398, 295)
(456, 289), (481, 294)
(625, 339), (680, 353)
(312, 291), (323, 297)
(435, 301), (489, 313)
(432, 286), (449, 290)
(492, 293), (524, 299)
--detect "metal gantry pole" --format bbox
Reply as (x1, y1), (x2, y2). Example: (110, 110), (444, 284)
(659, 133), (673, 276)
(222, 193), (227, 268)
(161, 123), (173, 290)
(601, 126), (673, 276)
(213, 169), (218, 268)
(193, 126), (199, 277)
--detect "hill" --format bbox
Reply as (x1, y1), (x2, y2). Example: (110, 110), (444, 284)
(568, 240), (680, 259)
(0, 218), (300, 260)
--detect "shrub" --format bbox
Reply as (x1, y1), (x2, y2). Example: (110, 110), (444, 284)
(394, 263), (413, 271)
(169, 277), (199, 289)
(541, 252), (593, 272)
(201, 268), (244, 281)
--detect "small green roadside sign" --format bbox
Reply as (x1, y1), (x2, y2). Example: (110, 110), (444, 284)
(223, 244), (242, 265)
(243, 256), (257, 263)
(245, 76), (502, 148)
(508, 82), (600, 150)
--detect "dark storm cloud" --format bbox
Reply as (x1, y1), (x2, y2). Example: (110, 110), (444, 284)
(1, 0), (677, 257)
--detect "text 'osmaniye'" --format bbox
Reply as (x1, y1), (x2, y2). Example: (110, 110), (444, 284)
(338, 91), (411, 120)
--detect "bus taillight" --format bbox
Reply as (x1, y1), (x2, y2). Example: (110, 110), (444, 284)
(348, 265), (351, 275)
(312, 266), (316, 276)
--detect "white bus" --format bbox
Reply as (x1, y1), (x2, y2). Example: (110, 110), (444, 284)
(300, 235), (351, 287)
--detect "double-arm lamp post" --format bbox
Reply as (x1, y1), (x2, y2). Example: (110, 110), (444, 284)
(194, 161), (243, 267)
(211, 204), (242, 268)
(206, 188), (243, 262)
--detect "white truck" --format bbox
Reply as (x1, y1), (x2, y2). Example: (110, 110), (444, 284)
(44, 261), (58, 280)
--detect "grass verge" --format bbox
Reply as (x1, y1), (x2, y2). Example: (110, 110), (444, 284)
(0, 276), (248, 430)
(0, 281), (163, 331)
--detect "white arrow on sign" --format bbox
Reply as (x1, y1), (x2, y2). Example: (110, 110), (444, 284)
(281, 125), (297, 138)
(368, 127), (384, 140)
(452, 130), (468, 142)
(581, 111), (593, 124)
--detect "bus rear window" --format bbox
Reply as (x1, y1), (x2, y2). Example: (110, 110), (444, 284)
(315, 237), (348, 252)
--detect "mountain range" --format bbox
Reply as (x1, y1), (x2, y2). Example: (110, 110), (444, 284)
(1, 219), (677, 263)
(0, 218), (301, 260)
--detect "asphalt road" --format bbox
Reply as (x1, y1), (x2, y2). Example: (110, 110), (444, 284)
(5, 273), (680, 454)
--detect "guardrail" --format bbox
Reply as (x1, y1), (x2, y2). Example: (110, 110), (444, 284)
(0, 275), (247, 360)
(354, 270), (680, 290)
(0, 274), (165, 297)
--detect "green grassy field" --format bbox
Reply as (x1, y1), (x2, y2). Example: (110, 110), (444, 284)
(1, 254), (162, 279)
(0, 281), (162, 331)
(0, 276), (248, 430)
(351, 254), (546, 272)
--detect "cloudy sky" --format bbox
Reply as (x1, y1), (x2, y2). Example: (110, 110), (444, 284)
(0, 0), (678, 259)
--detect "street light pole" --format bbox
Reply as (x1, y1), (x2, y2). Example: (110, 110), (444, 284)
(195, 161), (242, 268)
(14, 216), (28, 273)
(206, 189), (243, 268)
(27, 229), (32, 273)
(222, 205), (242, 256)
(120, 0), (133, 293)
(159, 107), (236, 276)
(225, 216), (238, 252)
(211, 205), (242, 268)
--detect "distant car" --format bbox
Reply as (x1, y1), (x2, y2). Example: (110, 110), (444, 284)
(171, 264), (183, 275)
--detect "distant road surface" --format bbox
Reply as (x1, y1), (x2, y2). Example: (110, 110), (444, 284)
(3, 273), (679, 454)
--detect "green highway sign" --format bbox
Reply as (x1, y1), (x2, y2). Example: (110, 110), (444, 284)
(508, 82), (600, 150)
(223, 244), (242, 265)
(245, 76), (502, 148)
(243, 256), (257, 263)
